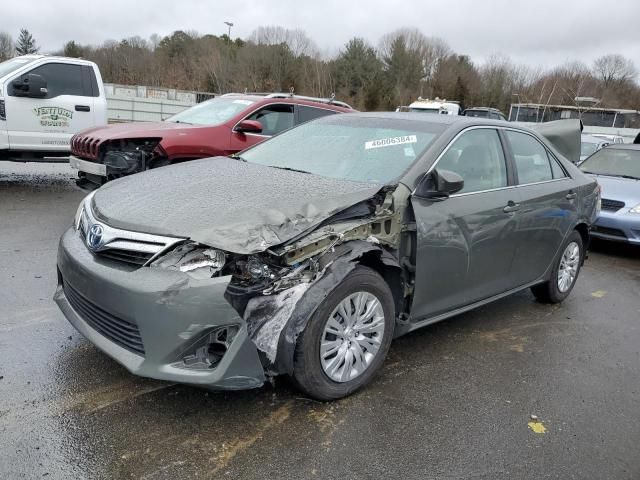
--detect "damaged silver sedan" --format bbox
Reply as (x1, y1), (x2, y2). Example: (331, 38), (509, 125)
(55, 113), (599, 400)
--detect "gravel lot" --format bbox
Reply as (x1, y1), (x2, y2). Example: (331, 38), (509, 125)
(1, 161), (639, 480)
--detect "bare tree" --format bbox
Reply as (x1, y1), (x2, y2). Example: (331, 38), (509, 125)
(0, 31), (14, 61)
(593, 54), (637, 87)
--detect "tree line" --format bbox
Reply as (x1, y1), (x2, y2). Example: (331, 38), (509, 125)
(1, 27), (638, 114)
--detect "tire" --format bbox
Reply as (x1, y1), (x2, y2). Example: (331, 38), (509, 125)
(531, 230), (584, 304)
(292, 266), (395, 400)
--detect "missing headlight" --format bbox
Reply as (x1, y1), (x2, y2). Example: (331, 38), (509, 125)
(152, 242), (226, 279)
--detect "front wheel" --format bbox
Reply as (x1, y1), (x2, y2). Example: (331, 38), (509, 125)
(292, 266), (395, 400)
(531, 231), (584, 303)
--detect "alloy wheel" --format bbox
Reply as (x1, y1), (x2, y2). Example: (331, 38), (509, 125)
(557, 241), (580, 293)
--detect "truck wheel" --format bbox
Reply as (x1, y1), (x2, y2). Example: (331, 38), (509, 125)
(531, 231), (584, 304)
(292, 266), (395, 400)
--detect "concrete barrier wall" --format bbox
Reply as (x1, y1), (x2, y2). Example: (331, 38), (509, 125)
(105, 83), (216, 123)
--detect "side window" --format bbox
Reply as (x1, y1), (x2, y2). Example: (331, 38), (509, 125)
(549, 154), (567, 179)
(17, 63), (85, 98)
(437, 128), (508, 194)
(506, 131), (554, 184)
(246, 104), (294, 136)
(298, 105), (336, 124)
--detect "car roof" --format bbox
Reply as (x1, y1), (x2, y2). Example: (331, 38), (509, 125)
(345, 111), (513, 127)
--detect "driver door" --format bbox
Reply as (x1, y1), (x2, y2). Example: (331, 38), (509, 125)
(410, 128), (521, 321)
(5, 62), (96, 151)
(229, 103), (295, 152)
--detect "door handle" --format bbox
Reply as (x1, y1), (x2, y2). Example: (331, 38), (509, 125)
(75, 105), (91, 112)
(565, 191), (577, 200)
(503, 201), (520, 213)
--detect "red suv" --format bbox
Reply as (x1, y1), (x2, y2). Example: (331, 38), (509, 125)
(69, 93), (354, 187)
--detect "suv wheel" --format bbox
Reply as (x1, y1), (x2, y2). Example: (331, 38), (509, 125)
(292, 266), (394, 400)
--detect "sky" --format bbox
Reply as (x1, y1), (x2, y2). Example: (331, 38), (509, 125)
(4, 0), (640, 69)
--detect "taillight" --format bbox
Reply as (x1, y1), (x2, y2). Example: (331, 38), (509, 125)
(595, 183), (601, 216)
(0, 99), (5, 121)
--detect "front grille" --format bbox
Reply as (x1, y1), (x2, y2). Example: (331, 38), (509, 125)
(592, 226), (627, 238)
(78, 206), (180, 267)
(97, 249), (154, 266)
(0, 99), (5, 120)
(63, 279), (145, 355)
(72, 135), (100, 160)
(601, 198), (625, 212)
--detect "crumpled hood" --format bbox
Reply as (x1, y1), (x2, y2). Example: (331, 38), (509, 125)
(77, 121), (207, 141)
(587, 174), (640, 207)
(91, 157), (383, 254)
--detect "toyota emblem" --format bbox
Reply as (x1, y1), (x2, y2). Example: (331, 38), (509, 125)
(87, 223), (104, 251)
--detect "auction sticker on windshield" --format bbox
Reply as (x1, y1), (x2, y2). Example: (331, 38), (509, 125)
(365, 135), (417, 150)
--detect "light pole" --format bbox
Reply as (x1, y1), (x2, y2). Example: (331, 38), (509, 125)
(224, 21), (234, 40)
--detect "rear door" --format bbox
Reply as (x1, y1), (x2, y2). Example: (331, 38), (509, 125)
(503, 129), (577, 287)
(229, 103), (295, 152)
(411, 127), (520, 320)
(5, 61), (96, 151)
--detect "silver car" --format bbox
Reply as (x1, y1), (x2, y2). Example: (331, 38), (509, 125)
(55, 114), (600, 400)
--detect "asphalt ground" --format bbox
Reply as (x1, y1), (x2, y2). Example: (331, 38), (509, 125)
(1, 161), (639, 480)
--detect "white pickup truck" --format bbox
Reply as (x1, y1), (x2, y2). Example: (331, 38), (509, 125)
(0, 55), (107, 162)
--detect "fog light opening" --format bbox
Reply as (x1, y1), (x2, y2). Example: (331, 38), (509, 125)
(180, 325), (239, 370)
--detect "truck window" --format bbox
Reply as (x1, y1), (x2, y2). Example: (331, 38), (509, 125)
(15, 63), (85, 98)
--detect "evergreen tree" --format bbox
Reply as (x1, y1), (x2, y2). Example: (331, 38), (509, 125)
(15, 28), (38, 55)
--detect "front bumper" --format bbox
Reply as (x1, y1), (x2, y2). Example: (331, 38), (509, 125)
(70, 155), (106, 176)
(592, 210), (640, 245)
(54, 227), (265, 390)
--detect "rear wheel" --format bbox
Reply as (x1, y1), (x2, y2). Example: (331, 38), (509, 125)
(531, 231), (584, 303)
(292, 266), (395, 400)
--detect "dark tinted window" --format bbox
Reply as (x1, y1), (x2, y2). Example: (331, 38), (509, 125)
(437, 129), (508, 194)
(22, 63), (86, 98)
(506, 130), (554, 184)
(298, 105), (336, 124)
(246, 104), (294, 136)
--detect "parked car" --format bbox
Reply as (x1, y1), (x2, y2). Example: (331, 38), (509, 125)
(0, 55), (107, 162)
(579, 144), (640, 244)
(590, 133), (625, 145)
(462, 107), (507, 121)
(55, 114), (598, 400)
(580, 134), (610, 163)
(69, 93), (353, 188)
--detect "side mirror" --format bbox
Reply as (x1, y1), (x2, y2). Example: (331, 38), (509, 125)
(414, 169), (465, 200)
(12, 73), (48, 98)
(235, 119), (263, 134)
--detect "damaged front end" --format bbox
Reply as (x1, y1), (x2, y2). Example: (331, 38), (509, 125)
(101, 138), (165, 179)
(205, 184), (415, 376)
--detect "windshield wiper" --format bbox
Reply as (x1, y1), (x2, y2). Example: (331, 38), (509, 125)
(267, 165), (312, 174)
(617, 174), (640, 180)
(171, 120), (192, 124)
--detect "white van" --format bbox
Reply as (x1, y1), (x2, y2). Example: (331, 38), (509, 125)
(0, 55), (107, 161)
(406, 97), (461, 116)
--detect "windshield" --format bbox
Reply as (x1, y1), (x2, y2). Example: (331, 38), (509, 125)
(166, 97), (255, 126)
(580, 148), (640, 179)
(580, 142), (598, 157)
(0, 57), (35, 79)
(240, 116), (443, 184)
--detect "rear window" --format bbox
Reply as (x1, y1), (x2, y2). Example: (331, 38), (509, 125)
(507, 130), (555, 184)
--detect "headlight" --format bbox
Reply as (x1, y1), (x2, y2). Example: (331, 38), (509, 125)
(74, 191), (95, 230)
(630, 203), (640, 214)
(152, 242), (226, 279)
